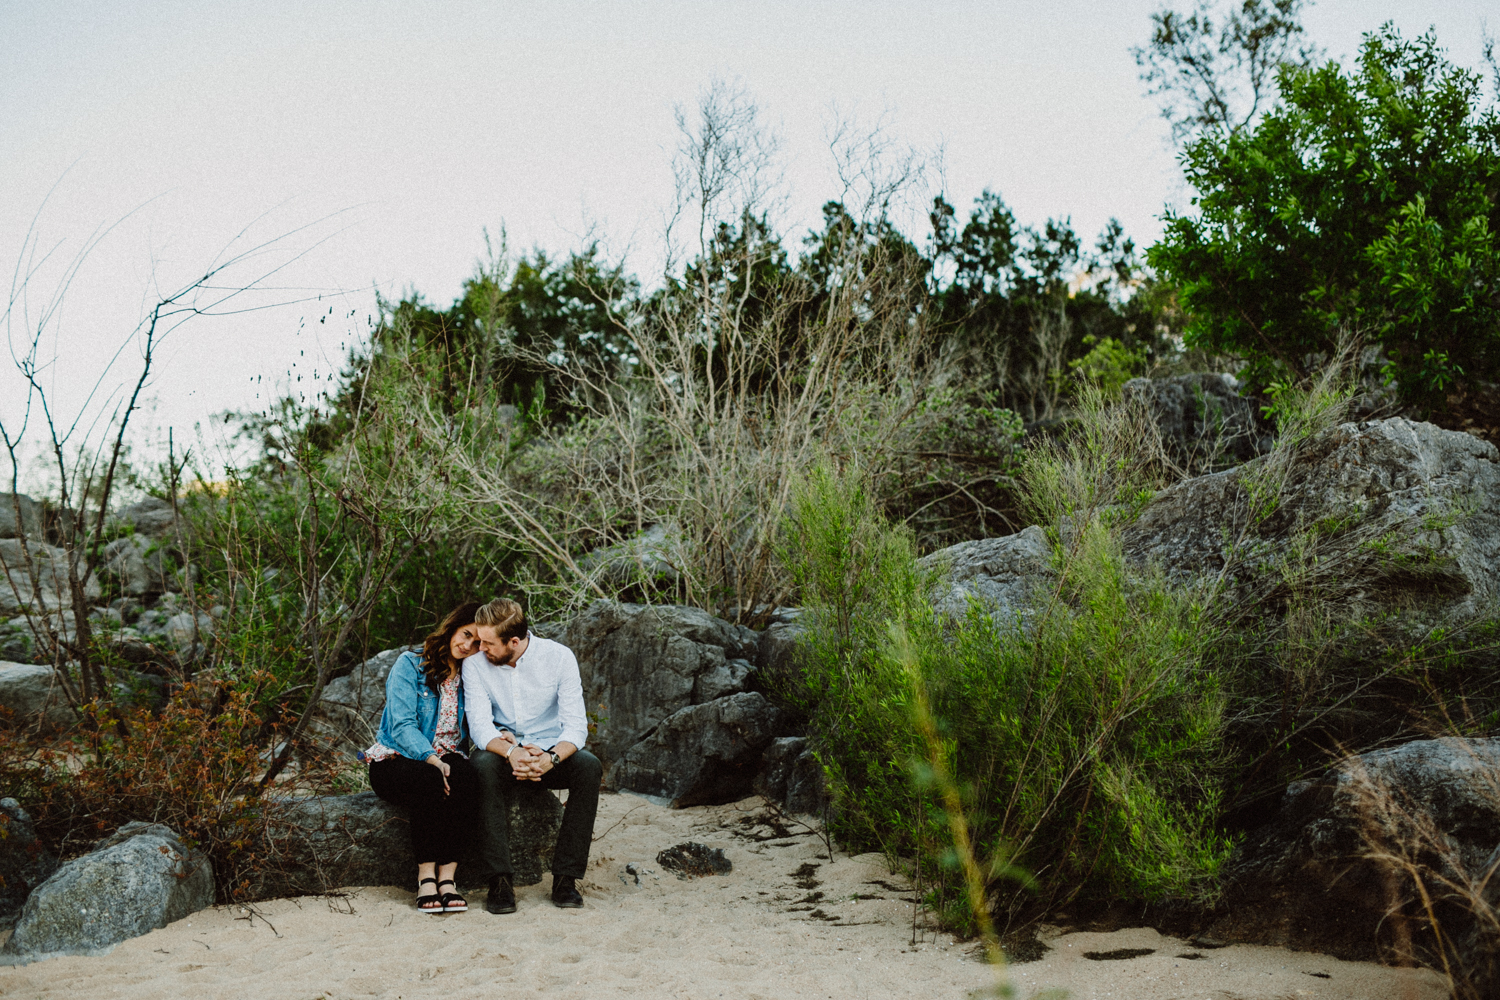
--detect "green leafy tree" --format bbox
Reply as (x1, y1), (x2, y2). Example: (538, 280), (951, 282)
(1150, 25), (1500, 411)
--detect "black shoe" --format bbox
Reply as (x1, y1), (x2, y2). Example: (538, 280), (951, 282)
(485, 875), (516, 914)
(551, 875), (583, 908)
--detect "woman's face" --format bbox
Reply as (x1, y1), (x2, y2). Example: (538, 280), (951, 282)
(449, 623), (480, 662)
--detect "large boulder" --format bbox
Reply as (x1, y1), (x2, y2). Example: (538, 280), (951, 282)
(0, 663), (72, 730)
(311, 647), (411, 751)
(254, 786), (562, 897)
(557, 602), (760, 763)
(2, 822), (212, 962)
(0, 798), (58, 928)
(1210, 737), (1500, 966)
(1122, 372), (1270, 472)
(1120, 417), (1500, 618)
(608, 691), (783, 807)
(919, 524), (1054, 618)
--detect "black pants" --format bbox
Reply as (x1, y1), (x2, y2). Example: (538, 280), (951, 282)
(368, 753), (479, 867)
(472, 748), (602, 880)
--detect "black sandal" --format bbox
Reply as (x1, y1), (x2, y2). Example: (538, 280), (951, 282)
(416, 876), (443, 914)
(437, 878), (467, 913)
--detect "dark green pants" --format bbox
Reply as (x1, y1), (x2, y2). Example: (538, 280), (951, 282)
(471, 748), (602, 880)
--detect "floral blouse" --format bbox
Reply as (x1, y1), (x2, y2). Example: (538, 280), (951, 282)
(364, 672), (464, 762)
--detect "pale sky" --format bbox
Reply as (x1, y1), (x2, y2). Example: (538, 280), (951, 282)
(1, 0), (1491, 482)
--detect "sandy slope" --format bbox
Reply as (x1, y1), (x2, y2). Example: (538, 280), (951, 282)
(0, 792), (1447, 1000)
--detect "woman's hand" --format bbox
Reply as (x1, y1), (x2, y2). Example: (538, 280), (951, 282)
(426, 753), (451, 795)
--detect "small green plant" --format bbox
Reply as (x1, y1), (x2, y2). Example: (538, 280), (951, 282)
(1068, 334), (1146, 396)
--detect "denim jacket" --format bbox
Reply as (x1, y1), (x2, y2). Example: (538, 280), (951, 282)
(373, 650), (469, 760)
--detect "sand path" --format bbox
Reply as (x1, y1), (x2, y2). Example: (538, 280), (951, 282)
(0, 792), (1448, 999)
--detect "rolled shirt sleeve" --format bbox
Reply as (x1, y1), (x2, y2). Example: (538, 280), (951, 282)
(555, 646), (588, 751)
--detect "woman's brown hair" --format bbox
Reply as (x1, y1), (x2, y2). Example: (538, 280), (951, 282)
(419, 601), (481, 691)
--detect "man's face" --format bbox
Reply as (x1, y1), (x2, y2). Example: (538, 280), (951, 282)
(477, 624), (523, 666)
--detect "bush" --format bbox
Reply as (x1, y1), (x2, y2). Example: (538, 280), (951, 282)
(780, 447), (1233, 927)
(0, 679), (303, 902)
(1151, 25), (1500, 414)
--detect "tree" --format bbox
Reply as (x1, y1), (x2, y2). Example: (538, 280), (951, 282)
(1134, 0), (1320, 144)
(928, 190), (1162, 420)
(1149, 25), (1500, 412)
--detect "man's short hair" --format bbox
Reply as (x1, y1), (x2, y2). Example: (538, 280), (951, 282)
(475, 598), (528, 643)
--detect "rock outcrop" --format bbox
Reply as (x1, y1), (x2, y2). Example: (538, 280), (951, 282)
(2, 822), (212, 962)
(920, 418), (1500, 625)
(1122, 372), (1270, 472)
(609, 691), (782, 807)
(0, 799), (58, 928)
(254, 787), (562, 898)
(558, 601), (760, 763)
(1120, 417), (1500, 617)
(1211, 737), (1500, 964)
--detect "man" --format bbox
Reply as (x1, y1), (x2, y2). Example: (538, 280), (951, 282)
(462, 598), (601, 912)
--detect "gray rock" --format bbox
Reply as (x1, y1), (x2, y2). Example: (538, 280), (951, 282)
(693, 658), (755, 702)
(1120, 417), (1500, 618)
(0, 540), (99, 615)
(107, 497), (179, 541)
(754, 619), (805, 690)
(1122, 372), (1270, 473)
(0, 620), (35, 664)
(754, 736), (826, 816)
(0, 495), (43, 542)
(609, 692), (782, 807)
(919, 524), (1054, 618)
(2, 822), (212, 962)
(557, 601), (760, 764)
(312, 647), (413, 751)
(0, 799), (58, 929)
(99, 535), (173, 599)
(253, 787), (561, 897)
(1210, 737), (1500, 965)
(163, 611), (213, 647)
(0, 663), (72, 730)
(577, 520), (682, 586)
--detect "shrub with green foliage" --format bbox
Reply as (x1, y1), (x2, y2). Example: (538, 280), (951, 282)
(1151, 25), (1500, 412)
(780, 451), (1232, 925)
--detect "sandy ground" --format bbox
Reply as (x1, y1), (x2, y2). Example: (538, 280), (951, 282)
(0, 792), (1449, 1000)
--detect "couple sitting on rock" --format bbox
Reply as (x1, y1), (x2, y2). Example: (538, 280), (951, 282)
(362, 598), (601, 914)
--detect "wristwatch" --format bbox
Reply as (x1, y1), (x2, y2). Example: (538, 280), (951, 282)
(547, 749), (562, 766)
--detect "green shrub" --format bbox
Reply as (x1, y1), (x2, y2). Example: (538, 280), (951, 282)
(781, 449), (1233, 922)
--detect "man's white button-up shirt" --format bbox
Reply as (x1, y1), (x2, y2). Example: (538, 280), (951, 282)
(461, 633), (588, 751)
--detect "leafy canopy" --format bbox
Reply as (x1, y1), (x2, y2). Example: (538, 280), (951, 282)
(1149, 25), (1500, 410)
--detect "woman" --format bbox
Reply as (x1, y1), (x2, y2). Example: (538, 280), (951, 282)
(364, 601), (482, 913)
